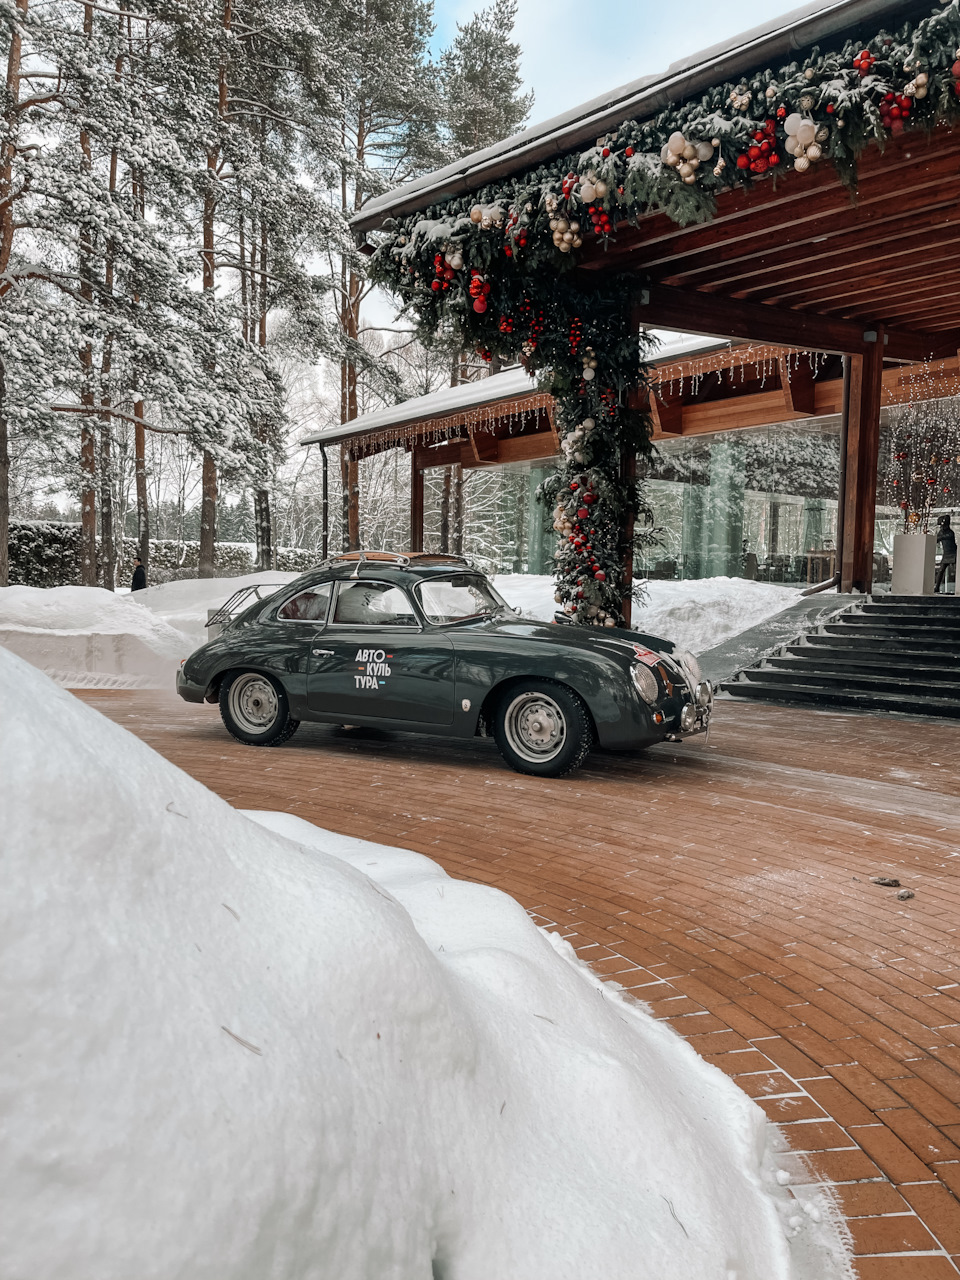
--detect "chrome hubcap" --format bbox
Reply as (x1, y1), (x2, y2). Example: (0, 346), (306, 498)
(229, 673), (279, 734)
(504, 692), (566, 763)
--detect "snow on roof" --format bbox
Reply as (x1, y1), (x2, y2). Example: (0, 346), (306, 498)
(353, 0), (905, 231)
(300, 332), (729, 448)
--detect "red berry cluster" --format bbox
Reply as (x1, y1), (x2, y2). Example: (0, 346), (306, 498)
(561, 171), (579, 200)
(568, 317), (584, 354)
(518, 298), (545, 348)
(431, 253), (456, 293)
(853, 48), (876, 76)
(879, 90), (912, 133)
(477, 347), (493, 362)
(566, 482), (604, 583)
(498, 315), (514, 334)
(587, 205), (612, 235)
(739, 118), (780, 174)
(468, 269), (490, 313)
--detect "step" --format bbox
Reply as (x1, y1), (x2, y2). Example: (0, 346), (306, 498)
(774, 651), (960, 678)
(745, 666), (960, 697)
(821, 623), (960, 642)
(802, 634), (958, 658)
(727, 679), (960, 718)
(861, 602), (960, 618)
(874, 594), (960, 607)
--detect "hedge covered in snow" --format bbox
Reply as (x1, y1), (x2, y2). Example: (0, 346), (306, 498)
(8, 521), (317, 588)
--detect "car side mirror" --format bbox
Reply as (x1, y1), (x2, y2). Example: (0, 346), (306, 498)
(513, 605), (521, 615)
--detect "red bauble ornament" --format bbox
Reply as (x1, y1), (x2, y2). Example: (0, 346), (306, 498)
(594, 570), (606, 581)
(430, 280), (440, 291)
(472, 298), (487, 313)
(570, 481), (579, 490)
(577, 507), (589, 519)
(826, 103), (835, 113)
(736, 154), (750, 170)
(748, 145), (761, 160)
(776, 105), (787, 118)
(602, 146), (610, 157)
(769, 153), (780, 166)
(504, 246), (512, 257)
(583, 492), (596, 504)
(624, 146), (634, 157)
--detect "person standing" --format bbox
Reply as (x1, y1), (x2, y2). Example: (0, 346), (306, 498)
(131, 556), (147, 592)
(935, 514), (957, 594)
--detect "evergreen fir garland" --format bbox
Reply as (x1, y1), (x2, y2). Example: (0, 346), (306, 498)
(369, 0), (960, 626)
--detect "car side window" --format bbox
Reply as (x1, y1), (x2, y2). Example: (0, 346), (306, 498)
(277, 583), (332, 622)
(332, 581), (418, 627)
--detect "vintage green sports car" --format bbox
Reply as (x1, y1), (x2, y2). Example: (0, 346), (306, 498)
(176, 552), (713, 777)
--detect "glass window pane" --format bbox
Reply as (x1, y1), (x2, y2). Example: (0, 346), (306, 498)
(333, 581), (417, 626)
(416, 574), (507, 623)
(277, 584), (331, 622)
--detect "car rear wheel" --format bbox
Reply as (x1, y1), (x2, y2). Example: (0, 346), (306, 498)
(219, 671), (300, 747)
(494, 680), (592, 777)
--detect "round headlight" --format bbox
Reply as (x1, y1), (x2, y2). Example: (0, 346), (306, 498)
(696, 680), (712, 708)
(630, 663), (659, 705)
(680, 703), (697, 732)
(677, 649), (703, 682)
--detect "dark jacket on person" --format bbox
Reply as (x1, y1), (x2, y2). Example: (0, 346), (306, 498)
(938, 524), (957, 561)
(131, 564), (147, 591)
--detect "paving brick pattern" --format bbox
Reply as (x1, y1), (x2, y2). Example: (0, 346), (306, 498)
(76, 689), (960, 1276)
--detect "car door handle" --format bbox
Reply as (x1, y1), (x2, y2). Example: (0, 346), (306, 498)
(312, 648), (334, 656)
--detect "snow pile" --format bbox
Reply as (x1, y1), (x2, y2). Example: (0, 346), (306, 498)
(0, 584), (191, 688)
(136, 570), (299, 644)
(495, 574), (802, 655)
(0, 647), (851, 1280)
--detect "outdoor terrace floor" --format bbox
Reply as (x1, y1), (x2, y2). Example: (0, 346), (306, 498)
(76, 688), (960, 1279)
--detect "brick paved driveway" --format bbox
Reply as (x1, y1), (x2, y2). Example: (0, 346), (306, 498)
(77, 689), (960, 1278)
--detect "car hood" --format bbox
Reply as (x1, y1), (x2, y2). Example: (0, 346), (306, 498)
(461, 614), (683, 663)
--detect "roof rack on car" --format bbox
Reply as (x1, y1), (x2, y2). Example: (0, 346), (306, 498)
(205, 582), (288, 628)
(325, 549), (473, 577)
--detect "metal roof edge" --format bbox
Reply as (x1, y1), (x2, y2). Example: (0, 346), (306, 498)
(352, 0), (907, 233)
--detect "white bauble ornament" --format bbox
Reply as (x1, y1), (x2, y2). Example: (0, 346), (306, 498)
(794, 155), (811, 173)
(604, 617), (616, 627)
(784, 112), (802, 135)
(796, 120), (816, 146)
(569, 220), (580, 232)
(562, 230), (574, 243)
(580, 182), (597, 202)
(572, 235), (583, 247)
(816, 125), (829, 142)
(660, 144), (671, 162)
(449, 252), (463, 270)
(799, 94), (814, 111)
(558, 242), (571, 253)
(683, 174), (697, 184)
(668, 130), (686, 155)
(804, 67), (815, 80)
(588, 358), (598, 369)
(695, 141), (714, 161)
(582, 417), (595, 430)
(665, 153), (680, 168)
(784, 135), (799, 155)
(556, 218), (569, 232)
(552, 230), (563, 245)
(555, 593), (562, 603)
(916, 71), (929, 85)
(805, 143), (822, 161)
(470, 204), (483, 223)
(678, 161), (694, 177)
(711, 137), (720, 147)
(765, 84), (778, 99)
(682, 142), (697, 159)
(582, 367), (595, 380)
(594, 180), (608, 198)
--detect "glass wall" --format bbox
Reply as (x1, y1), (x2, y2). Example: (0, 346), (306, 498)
(637, 418), (842, 584)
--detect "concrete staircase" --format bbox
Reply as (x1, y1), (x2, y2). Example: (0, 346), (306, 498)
(726, 595), (960, 717)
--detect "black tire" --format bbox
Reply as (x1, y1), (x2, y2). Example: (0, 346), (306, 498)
(493, 679), (593, 778)
(219, 670), (300, 747)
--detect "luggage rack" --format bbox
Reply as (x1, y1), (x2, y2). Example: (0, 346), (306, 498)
(326, 550), (473, 577)
(205, 582), (289, 629)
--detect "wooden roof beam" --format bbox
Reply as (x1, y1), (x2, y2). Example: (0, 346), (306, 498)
(633, 283), (954, 363)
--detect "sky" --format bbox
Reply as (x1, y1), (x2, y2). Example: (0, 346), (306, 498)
(433, 0), (809, 124)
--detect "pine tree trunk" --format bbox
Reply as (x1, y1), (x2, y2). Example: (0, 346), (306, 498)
(0, 0), (25, 279)
(99, 415), (115, 589)
(78, 3), (98, 585)
(134, 399), (149, 572)
(199, 450), (217, 578)
(439, 468), (451, 553)
(452, 464), (464, 556)
(0, 358), (9, 587)
(254, 206), (273, 570)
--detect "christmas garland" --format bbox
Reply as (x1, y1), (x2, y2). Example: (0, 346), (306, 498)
(370, 0), (960, 626)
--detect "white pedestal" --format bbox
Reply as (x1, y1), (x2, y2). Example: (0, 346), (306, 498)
(891, 532), (936, 595)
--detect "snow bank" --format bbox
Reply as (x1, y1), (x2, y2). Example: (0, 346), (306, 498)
(1, 647), (850, 1280)
(0, 584), (191, 688)
(136, 570), (299, 644)
(495, 574), (802, 655)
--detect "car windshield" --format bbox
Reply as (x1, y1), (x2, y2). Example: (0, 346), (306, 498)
(416, 574), (511, 624)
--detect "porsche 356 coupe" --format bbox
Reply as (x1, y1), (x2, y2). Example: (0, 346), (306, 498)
(176, 552), (713, 777)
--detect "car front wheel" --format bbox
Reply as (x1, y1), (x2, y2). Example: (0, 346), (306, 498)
(493, 680), (592, 777)
(219, 670), (300, 747)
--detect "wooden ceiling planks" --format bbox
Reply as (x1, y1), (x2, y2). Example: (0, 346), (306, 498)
(578, 126), (960, 341)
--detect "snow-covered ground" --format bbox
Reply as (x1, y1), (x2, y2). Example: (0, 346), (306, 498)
(0, 571), (800, 688)
(1, 646), (851, 1280)
(495, 574), (802, 655)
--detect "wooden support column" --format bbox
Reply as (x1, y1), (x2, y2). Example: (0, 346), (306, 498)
(841, 330), (885, 593)
(778, 354), (816, 416)
(410, 453), (424, 552)
(620, 443), (637, 627)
